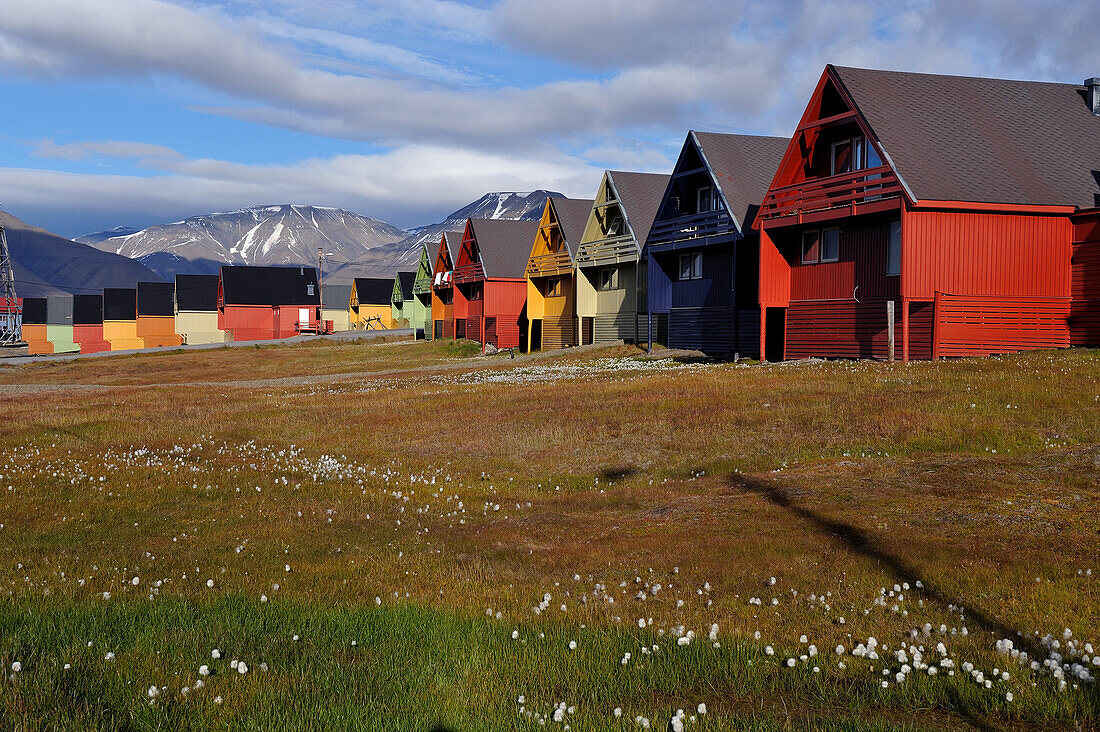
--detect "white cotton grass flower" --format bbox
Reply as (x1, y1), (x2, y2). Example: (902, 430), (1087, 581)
(11, 661), (21, 673)
(147, 685), (159, 699)
(697, 703), (706, 715)
(199, 665), (209, 676)
(237, 662), (248, 674)
(131, 576), (140, 586)
(613, 707), (622, 717)
(568, 641), (577, 650)
(511, 630), (519, 640)
(104, 652), (115, 661)
(214, 696), (223, 705)
(212, 649), (221, 659)
(206, 579), (214, 588)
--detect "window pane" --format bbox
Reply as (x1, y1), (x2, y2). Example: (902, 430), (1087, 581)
(852, 137), (863, 171)
(679, 254), (691, 280)
(696, 187), (710, 214)
(821, 229), (840, 262)
(802, 231), (820, 263)
(887, 220), (901, 275)
(831, 140), (852, 175)
(691, 253), (703, 279)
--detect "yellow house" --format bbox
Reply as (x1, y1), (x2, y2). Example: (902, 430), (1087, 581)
(175, 274), (225, 344)
(350, 277), (393, 329)
(524, 197), (594, 351)
(102, 287), (145, 350)
(322, 284), (352, 332)
(574, 171), (670, 344)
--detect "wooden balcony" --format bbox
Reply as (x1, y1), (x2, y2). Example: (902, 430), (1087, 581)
(647, 210), (737, 249)
(760, 166), (902, 223)
(526, 250), (573, 278)
(413, 279), (432, 295)
(574, 233), (637, 266)
(452, 262), (485, 284)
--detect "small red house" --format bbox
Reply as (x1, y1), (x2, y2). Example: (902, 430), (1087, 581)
(756, 66), (1100, 361)
(218, 265), (321, 341)
(453, 217), (540, 349)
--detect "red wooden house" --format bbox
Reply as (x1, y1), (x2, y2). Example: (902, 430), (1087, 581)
(453, 218), (540, 349)
(218, 265), (321, 341)
(431, 231), (464, 339)
(756, 66), (1100, 361)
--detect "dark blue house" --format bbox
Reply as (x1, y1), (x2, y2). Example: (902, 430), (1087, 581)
(644, 132), (788, 357)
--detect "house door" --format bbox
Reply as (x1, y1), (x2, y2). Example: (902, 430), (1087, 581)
(581, 317), (593, 345)
(299, 308), (310, 332)
(530, 319), (542, 352)
(272, 307), (280, 339)
(764, 307), (786, 362)
(434, 320), (442, 340)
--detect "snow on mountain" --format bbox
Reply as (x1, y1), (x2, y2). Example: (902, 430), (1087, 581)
(74, 225), (140, 245)
(89, 205), (406, 280)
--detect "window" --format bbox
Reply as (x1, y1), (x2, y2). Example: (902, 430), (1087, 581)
(831, 136), (864, 175)
(606, 214), (624, 236)
(696, 186), (718, 214)
(679, 252), (702, 280)
(821, 228), (840, 262)
(545, 278), (562, 297)
(598, 267), (619, 291)
(306, 284), (315, 296)
(886, 220), (901, 276)
(801, 230), (820, 264)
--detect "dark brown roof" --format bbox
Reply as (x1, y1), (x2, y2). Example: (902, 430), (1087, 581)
(693, 132), (790, 230)
(549, 197), (595, 255)
(832, 65), (1100, 208)
(395, 271), (415, 300)
(353, 277), (393, 305)
(443, 230), (463, 261)
(469, 218), (541, 279)
(606, 171), (670, 251)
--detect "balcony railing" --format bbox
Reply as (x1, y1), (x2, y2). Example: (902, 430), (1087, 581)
(760, 166), (902, 221)
(647, 210), (737, 248)
(413, 278), (433, 295)
(452, 261), (485, 284)
(526, 250), (573, 278)
(574, 233), (637, 265)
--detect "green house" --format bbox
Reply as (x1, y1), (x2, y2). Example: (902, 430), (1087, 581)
(411, 244), (434, 338)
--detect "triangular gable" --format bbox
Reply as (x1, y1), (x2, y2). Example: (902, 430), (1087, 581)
(432, 232), (453, 279)
(645, 132), (740, 249)
(414, 244), (434, 293)
(764, 65), (910, 203)
(456, 218), (480, 274)
(391, 275), (404, 305)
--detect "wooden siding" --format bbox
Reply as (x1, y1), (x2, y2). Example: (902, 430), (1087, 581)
(668, 307), (759, 357)
(785, 298), (898, 360)
(175, 311), (225, 344)
(322, 308), (351, 333)
(22, 324), (53, 354)
(758, 230), (791, 307)
(933, 293), (1071, 357)
(73, 324), (111, 354)
(542, 313), (574, 350)
(136, 315), (183, 348)
(350, 304), (391, 330)
(593, 312), (639, 343)
(1070, 212), (1100, 346)
(907, 302), (934, 361)
(102, 320), (144, 351)
(778, 216), (899, 301)
(484, 279), (526, 349)
(903, 209), (1072, 300)
(45, 324), (80, 353)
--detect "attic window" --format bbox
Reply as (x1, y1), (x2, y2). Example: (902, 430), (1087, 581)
(831, 136), (863, 175)
(696, 186), (719, 214)
(307, 284), (315, 296)
(607, 215), (624, 236)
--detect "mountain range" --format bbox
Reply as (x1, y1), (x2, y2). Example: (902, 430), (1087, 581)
(78, 192), (561, 284)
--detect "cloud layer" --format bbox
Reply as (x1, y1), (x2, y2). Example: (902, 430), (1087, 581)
(0, 0), (1097, 235)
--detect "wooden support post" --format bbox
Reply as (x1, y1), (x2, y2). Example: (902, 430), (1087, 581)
(901, 298), (910, 364)
(886, 300), (895, 362)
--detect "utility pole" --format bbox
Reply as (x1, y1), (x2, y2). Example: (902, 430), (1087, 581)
(0, 205), (25, 348)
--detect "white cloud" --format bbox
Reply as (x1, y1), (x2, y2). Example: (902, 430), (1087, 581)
(0, 144), (603, 235)
(31, 138), (183, 161)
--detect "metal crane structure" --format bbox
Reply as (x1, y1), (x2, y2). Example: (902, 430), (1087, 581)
(0, 207), (25, 348)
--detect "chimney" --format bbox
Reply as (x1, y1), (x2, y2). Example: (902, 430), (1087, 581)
(1087, 78), (1100, 115)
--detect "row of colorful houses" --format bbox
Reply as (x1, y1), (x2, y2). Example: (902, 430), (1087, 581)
(19, 268), (415, 354)
(422, 66), (1100, 360)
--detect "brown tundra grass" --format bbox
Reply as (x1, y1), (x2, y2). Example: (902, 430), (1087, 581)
(0, 339), (1097, 730)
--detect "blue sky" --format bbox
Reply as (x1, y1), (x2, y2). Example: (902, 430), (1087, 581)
(0, 0), (1097, 238)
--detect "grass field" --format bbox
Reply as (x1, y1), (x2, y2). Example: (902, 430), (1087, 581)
(1, 339), (1098, 730)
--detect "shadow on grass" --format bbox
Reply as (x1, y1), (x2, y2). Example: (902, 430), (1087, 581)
(726, 472), (1084, 731)
(599, 465), (639, 483)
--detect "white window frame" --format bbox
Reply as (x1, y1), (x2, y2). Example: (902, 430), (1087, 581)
(696, 186), (712, 214)
(886, 220), (902, 276)
(598, 267), (619, 291)
(679, 252), (702, 281)
(830, 136), (865, 176)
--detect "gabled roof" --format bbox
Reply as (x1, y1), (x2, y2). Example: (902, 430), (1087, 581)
(73, 294), (103, 325)
(353, 277), (394, 306)
(693, 132), (790, 230)
(443, 231), (463, 261)
(468, 218), (541, 279)
(322, 284), (352, 310)
(830, 65), (1100, 209)
(549, 197), (595, 254)
(606, 171), (670, 249)
(395, 271), (415, 300)
(176, 274), (220, 311)
(221, 265), (320, 307)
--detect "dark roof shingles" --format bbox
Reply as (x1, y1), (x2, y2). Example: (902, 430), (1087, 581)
(469, 218), (541, 279)
(693, 132), (790, 229)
